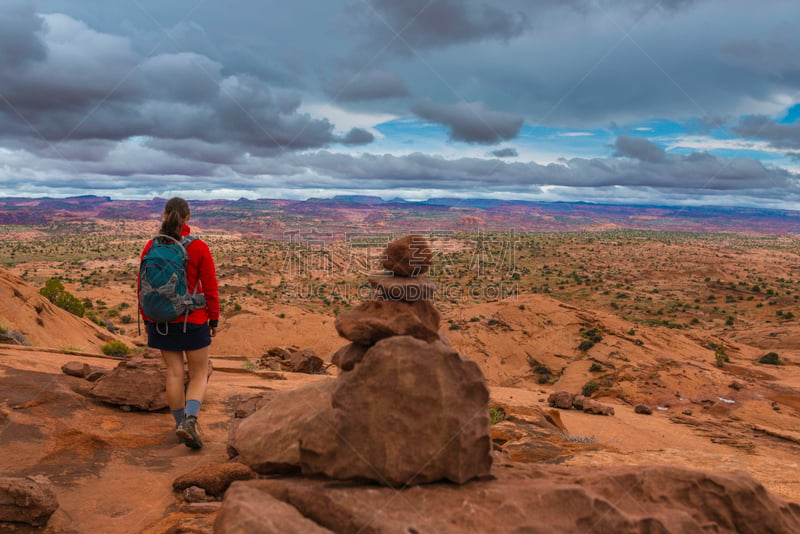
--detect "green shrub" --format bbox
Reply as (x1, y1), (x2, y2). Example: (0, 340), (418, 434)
(102, 340), (130, 357)
(715, 346), (729, 368)
(582, 380), (600, 397)
(589, 363), (603, 373)
(39, 278), (85, 317)
(578, 339), (596, 352)
(758, 352), (783, 365)
(537, 374), (551, 384)
(489, 407), (506, 425)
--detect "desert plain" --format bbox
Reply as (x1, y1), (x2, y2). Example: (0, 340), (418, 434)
(0, 196), (799, 532)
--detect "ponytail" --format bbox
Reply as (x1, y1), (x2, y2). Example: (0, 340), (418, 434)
(159, 197), (190, 242)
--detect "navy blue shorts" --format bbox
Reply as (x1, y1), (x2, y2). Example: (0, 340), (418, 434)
(146, 321), (211, 352)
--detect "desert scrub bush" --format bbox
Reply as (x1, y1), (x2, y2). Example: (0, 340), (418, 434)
(589, 362), (603, 373)
(489, 407), (506, 425)
(39, 278), (85, 317)
(564, 434), (598, 444)
(758, 352), (783, 365)
(102, 340), (130, 357)
(582, 379), (600, 397)
(715, 346), (730, 368)
(578, 327), (603, 352)
(0, 328), (30, 346)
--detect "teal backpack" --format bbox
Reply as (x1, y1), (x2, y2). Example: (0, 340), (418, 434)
(139, 234), (206, 331)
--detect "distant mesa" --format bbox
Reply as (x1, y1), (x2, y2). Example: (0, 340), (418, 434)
(458, 214), (486, 227)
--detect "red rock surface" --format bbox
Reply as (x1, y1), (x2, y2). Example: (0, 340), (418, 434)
(222, 463), (800, 534)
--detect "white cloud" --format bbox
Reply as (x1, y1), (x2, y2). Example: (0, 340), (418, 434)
(299, 101), (397, 137)
(666, 135), (787, 154)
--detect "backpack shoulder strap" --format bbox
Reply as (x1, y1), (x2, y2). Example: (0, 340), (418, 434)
(150, 234), (190, 259)
(181, 235), (197, 247)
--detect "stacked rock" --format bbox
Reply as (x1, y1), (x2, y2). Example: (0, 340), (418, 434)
(230, 235), (493, 487)
(332, 234), (440, 371)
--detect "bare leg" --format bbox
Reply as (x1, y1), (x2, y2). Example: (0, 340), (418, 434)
(184, 346), (210, 406)
(161, 350), (186, 410)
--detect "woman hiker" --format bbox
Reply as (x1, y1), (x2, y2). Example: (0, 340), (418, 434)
(138, 197), (220, 449)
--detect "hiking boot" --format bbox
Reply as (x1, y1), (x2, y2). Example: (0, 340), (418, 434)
(176, 415), (203, 449)
(175, 424), (186, 444)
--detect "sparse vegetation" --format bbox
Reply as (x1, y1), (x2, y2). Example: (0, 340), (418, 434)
(582, 380), (600, 397)
(489, 407), (506, 425)
(715, 345), (730, 368)
(564, 434), (598, 444)
(39, 278), (85, 317)
(101, 340), (130, 357)
(758, 352), (783, 365)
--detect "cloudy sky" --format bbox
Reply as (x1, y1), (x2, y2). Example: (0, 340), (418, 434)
(1, 0), (799, 207)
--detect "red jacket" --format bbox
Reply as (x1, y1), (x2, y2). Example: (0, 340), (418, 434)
(138, 225), (220, 325)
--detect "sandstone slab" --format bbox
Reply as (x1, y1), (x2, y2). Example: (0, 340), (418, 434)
(367, 272), (436, 301)
(233, 463), (800, 534)
(215, 481), (334, 534)
(329, 343), (368, 372)
(334, 298), (440, 345)
(173, 462), (257, 498)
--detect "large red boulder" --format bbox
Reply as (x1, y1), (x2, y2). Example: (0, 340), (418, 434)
(0, 476), (58, 526)
(87, 356), (212, 411)
(229, 380), (335, 474)
(300, 336), (492, 486)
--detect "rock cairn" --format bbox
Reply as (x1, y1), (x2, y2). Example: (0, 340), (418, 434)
(230, 235), (492, 486)
(332, 234), (440, 370)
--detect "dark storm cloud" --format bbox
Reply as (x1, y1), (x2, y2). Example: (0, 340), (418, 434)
(322, 66), (409, 101)
(263, 148), (796, 200)
(613, 136), (666, 163)
(349, 0), (529, 54)
(733, 115), (800, 150)
(412, 99), (524, 144)
(491, 147), (518, 158)
(339, 128), (376, 145)
(0, 2), (45, 68)
(0, 9), (371, 155)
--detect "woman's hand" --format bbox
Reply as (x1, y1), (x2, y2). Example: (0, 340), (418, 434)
(210, 327), (217, 337)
